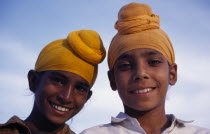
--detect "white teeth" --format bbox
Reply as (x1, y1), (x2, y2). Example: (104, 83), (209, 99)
(51, 103), (69, 112)
(133, 88), (152, 94)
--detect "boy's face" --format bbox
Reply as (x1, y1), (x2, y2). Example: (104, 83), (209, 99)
(109, 48), (177, 112)
(33, 70), (90, 125)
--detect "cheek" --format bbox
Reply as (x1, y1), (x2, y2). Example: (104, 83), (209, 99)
(154, 67), (170, 83)
(35, 84), (55, 105)
(35, 84), (46, 100)
(114, 73), (131, 100)
(154, 70), (170, 96)
(34, 89), (46, 111)
(74, 94), (88, 108)
(117, 89), (127, 101)
(115, 73), (129, 89)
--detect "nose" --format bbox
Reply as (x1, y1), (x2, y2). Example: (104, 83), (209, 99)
(57, 85), (73, 104)
(133, 62), (149, 81)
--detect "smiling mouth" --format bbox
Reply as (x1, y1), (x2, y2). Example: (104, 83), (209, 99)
(49, 101), (74, 112)
(129, 87), (156, 94)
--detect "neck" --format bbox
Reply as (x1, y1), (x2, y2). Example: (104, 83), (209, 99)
(124, 104), (171, 134)
(24, 102), (65, 133)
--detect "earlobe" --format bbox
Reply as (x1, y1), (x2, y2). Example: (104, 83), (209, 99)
(28, 70), (39, 93)
(108, 70), (117, 91)
(169, 63), (177, 85)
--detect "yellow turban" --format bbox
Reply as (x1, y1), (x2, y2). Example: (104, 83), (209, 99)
(35, 30), (106, 87)
(108, 3), (175, 69)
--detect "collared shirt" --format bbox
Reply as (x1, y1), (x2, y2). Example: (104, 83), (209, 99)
(0, 116), (75, 134)
(81, 112), (210, 134)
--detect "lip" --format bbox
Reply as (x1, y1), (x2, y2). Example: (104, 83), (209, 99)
(48, 101), (75, 115)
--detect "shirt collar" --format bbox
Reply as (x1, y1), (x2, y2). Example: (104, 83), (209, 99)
(111, 112), (129, 123)
(7, 115), (24, 123)
(0, 116), (31, 134)
(164, 114), (193, 133)
(111, 112), (194, 133)
(111, 112), (193, 124)
(111, 112), (146, 133)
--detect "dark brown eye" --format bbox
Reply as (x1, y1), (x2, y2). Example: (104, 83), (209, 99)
(148, 60), (162, 66)
(75, 84), (89, 95)
(119, 63), (130, 68)
(50, 76), (67, 86)
(117, 62), (132, 71)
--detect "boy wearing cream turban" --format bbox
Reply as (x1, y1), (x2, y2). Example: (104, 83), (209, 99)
(0, 30), (106, 134)
(81, 3), (210, 134)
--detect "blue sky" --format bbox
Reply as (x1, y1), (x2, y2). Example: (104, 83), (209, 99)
(0, 0), (210, 133)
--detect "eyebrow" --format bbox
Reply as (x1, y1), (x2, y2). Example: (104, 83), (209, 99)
(78, 82), (90, 89)
(146, 51), (162, 56)
(50, 71), (90, 88)
(50, 71), (68, 79)
(118, 54), (133, 60)
(117, 50), (162, 60)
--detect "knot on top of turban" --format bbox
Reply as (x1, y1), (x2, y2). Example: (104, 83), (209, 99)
(35, 29), (106, 86)
(115, 3), (160, 35)
(68, 30), (106, 65)
(108, 3), (175, 69)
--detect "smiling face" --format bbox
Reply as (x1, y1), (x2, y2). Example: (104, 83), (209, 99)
(31, 70), (91, 125)
(109, 48), (177, 112)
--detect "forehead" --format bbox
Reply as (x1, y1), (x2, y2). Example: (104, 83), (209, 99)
(117, 48), (164, 60)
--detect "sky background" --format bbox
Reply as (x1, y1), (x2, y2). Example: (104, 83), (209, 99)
(0, 0), (210, 133)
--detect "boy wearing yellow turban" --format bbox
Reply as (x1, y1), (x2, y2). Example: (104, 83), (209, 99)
(81, 3), (210, 134)
(0, 30), (106, 134)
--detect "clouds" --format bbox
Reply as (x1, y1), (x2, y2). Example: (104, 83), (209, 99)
(0, 41), (37, 69)
(0, 70), (33, 123)
(166, 85), (210, 127)
(165, 50), (210, 127)
(0, 40), (35, 122)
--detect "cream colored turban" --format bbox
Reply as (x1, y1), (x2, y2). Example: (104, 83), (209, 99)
(35, 30), (106, 87)
(108, 3), (175, 69)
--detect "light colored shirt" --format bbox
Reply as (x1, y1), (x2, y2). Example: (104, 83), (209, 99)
(81, 112), (210, 134)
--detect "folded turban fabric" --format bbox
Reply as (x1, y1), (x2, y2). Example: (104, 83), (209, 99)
(108, 3), (175, 69)
(35, 30), (106, 87)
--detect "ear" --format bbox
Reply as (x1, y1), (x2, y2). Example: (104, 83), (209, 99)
(108, 70), (117, 91)
(169, 63), (177, 85)
(86, 90), (92, 101)
(28, 70), (39, 93)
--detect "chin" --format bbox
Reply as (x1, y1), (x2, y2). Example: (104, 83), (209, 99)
(125, 102), (158, 113)
(134, 107), (154, 112)
(45, 115), (69, 125)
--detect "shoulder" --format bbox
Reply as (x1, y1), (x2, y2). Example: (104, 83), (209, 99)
(0, 116), (31, 134)
(172, 124), (210, 134)
(167, 114), (210, 134)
